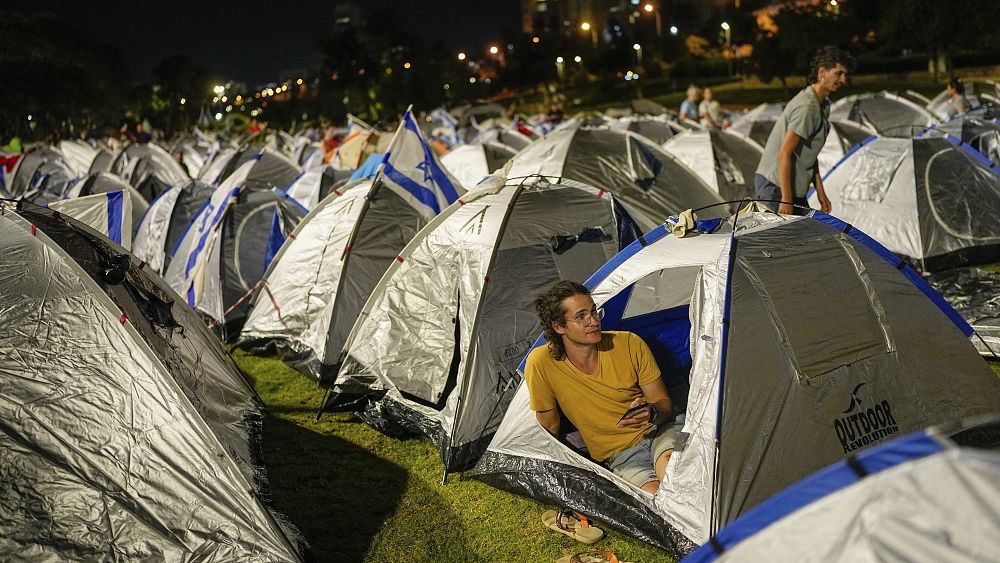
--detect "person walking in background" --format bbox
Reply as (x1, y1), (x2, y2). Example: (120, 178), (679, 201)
(679, 85), (700, 124)
(754, 46), (856, 215)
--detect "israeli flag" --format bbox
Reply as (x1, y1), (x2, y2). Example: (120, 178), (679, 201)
(378, 109), (464, 219)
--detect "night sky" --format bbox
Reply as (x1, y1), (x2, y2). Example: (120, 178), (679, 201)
(31, 0), (521, 85)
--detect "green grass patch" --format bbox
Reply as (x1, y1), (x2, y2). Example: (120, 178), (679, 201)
(233, 349), (674, 563)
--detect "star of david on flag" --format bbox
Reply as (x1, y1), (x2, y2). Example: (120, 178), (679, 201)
(379, 109), (465, 219)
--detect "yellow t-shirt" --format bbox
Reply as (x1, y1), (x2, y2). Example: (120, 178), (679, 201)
(525, 331), (662, 462)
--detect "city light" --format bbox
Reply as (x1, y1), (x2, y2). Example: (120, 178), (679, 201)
(532, 36), (540, 44)
(469, 77), (476, 83)
(580, 22), (591, 31)
(633, 43), (641, 51)
(404, 62), (411, 69)
(670, 25), (678, 35)
(721, 21), (730, 31)
(489, 46), (499, 55)
(214, 112), (223, 120)
(556, 56), (564, 63)
(643, 3), (653, 12)
(296, 78), (303, 85)
(180, 98), (186, 105)
(458, 52), (466, 61)
(221, 96), (227, 102)
(213, 85), (224, 94)
(574, 55), (582, 63)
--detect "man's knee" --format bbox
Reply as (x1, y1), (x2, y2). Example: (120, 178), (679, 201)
(641, 479), (660, 494)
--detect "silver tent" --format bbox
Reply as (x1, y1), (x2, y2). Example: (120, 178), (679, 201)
(331, 175), (655, 471)
(0, 208), (304, 561)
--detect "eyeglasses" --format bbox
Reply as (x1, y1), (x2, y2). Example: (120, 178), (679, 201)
(566, 307), (605, 325)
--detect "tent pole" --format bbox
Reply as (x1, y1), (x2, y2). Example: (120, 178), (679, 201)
(440, 468), (448, 485)
(315, 384), (333, 422)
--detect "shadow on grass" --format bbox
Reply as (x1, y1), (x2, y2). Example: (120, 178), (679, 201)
(260, 414), (469, 561)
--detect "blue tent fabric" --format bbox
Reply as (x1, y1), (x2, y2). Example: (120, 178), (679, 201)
(683, 430), (945, 562)
(106, 191), (124, 245)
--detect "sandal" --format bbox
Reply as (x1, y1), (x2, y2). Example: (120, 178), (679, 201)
(541, 509), (604, 544)
(555, 550), (631, 563)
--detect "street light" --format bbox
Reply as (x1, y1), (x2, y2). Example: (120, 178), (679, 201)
(642, 3), (662, 37)
(580, 21), (598, 48)
(670, 25), (678, 36)
(721, 22), (732, 78)
(633, 43), (643, 68)
(555, 56), (565, 82)
(458, 52), (467, 61)
(489, 46), (499, 55)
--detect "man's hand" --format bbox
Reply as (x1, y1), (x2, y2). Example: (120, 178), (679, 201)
(617, 398), (652, 428)
(778, 201), (795, 215)
(817, 192), (831, 213)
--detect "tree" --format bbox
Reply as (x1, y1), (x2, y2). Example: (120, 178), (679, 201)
(880, 0), (1000, 81)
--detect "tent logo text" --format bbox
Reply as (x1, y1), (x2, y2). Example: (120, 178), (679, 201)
(833, 383), (898, 454)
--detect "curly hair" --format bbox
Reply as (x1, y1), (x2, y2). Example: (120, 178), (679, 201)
(809, 46), (856, 84)
(535, 280), (590, 360)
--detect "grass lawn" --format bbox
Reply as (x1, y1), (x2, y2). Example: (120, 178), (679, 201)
(233, 349), (674, 563)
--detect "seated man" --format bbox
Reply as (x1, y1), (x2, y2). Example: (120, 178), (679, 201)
(526, 280), (683, 494)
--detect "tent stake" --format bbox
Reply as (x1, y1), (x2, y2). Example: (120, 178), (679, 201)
(315, 385), (333, 422)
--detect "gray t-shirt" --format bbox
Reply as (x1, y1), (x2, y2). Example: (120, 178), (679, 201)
(756, 86), (830, 197)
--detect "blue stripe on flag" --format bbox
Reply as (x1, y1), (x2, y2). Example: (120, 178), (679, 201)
(383, 161), (443, 215)
(184, 187), (240, 304)
(106, 191), (124, 244)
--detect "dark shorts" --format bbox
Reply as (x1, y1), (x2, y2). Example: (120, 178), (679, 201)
(754, 174), (810, 215)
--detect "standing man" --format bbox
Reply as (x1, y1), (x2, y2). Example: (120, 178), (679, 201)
(525, 280), (683, 494)
(755, 46), (856, 215)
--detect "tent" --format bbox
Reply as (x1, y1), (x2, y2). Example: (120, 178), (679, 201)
(923, 115), (1000, 168)
(727, 103), (784, 149)
(284, 164), (355, 209)
(662, 129), (761, 203)
(164, 159), (308, 337)
(507, 124), (727, 221)
(48, 190), (134, 248)
(927, 80), (1000, 119)
(206, 148), (302, 192)
(684, 420), (1000, 562)
(329, 175), (655, 471)
(67, 171), (149, 231)
(238, 109), (466, 379)
(471, 209), (1000, 555)
(613, 115), (679, 145)
(109, 142), (190, 203)
(87, 147), (114, 174)
(197, 145), (239, 184)
(6, 146), (76, 204)
(0, 205), (305, 561)
(813, 135), (1000, 271)
(132, 179), (218, 274)
(441, 142), (517, 188)
(830, 92), (938, 137)
(57, 139), (99, 178)
(817, 120), (876, 177)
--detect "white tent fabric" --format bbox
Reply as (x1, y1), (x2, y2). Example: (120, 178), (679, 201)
(48, 189), (133, 249)
(57, 139), (98, 178)
(473, 210), (1000, 555)
(239, 180), (371, 371)
(662, 129), (761, 202)
(440, 142), (516, 188)
(0, 211), (302, 561)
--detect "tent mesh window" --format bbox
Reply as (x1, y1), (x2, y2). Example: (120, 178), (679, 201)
(916, 139), (1000, 243)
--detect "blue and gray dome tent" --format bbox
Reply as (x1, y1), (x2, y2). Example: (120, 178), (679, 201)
(814, 134), (1000, 271)
(683, 419), (1000, 562)
(472, 207), (1000, 556)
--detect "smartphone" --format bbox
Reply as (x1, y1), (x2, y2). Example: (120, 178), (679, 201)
(618, 403), (648, 423)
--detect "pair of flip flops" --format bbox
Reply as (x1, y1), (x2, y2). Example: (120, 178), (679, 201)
(555, 550), (631, 563)
(541, 509), (604, 544)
